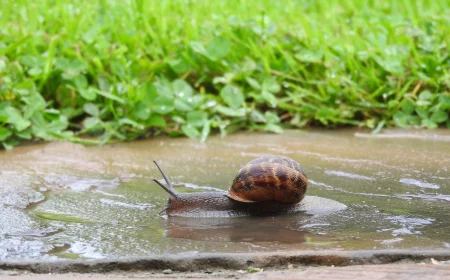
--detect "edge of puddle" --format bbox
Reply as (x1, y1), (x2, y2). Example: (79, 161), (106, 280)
(1, 249), (450, 273)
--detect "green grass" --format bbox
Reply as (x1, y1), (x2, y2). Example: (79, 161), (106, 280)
(0, 0), (449, 149)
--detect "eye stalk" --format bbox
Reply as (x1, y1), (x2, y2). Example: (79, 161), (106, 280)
(153, 161), (179, 199)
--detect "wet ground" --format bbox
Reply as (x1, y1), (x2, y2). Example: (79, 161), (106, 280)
(0, 129), (449, 261)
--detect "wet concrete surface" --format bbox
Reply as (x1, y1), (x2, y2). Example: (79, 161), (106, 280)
(0, 129), (449, 266)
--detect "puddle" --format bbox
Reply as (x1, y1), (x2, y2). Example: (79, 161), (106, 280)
(0, 129), (449, 260)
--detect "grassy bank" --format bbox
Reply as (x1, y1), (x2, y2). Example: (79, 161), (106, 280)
(1, 0), (449, 149)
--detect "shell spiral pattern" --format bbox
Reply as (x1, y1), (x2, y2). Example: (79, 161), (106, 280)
(227, 155), (308, 204)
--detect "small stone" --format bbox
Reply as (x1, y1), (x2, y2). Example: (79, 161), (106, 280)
(162, 269), (173, 274)
(431, 258), (450, 265)
(205, 268), (213, 274)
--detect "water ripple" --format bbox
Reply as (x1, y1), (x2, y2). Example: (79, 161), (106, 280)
(399, 178), (440, 189)
(325, 170), (376, 181)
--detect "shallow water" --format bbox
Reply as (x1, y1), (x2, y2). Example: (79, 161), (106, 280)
(0, 129), (449, 260)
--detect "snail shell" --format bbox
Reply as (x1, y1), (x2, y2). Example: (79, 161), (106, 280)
(226, 155), (307, 204)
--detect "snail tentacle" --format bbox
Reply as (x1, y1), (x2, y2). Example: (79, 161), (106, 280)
(153, 161), (179, 199)
(152, 179), (179, 199)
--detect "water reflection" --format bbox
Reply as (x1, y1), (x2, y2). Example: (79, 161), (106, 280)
(165, 214), (310, 243)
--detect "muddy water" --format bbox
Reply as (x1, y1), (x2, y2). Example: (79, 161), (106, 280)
(0, 129), (449, 260)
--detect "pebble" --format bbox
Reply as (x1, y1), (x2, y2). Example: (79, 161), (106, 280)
(162, 269), (173, 274)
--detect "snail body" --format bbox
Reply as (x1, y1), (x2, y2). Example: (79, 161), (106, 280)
(153, 155), (308, 217)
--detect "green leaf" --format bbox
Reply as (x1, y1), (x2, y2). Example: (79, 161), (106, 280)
(19, 55), (40, 68)
(373, 56), (404, 74)
(416, 90), (434, 106)
(172, 116), (185, 124)
(401, 98), (415, 114)
(110, 60), (127, 78)
(295, 49), (323, 63)
(91, 88), (125, 104)
(74, 75), (88, 89)
(415, 107), (428, 119)
(422, 119), (437, 129)
(246, 77), (261, 90)
(262, 77), (281, 93)
(46, 116), (69, 132)
(216, 105), (246, 117)
(187, 111), (207, 127)
(83, 103), (99, 117)
(28, 68), (42, 76)
(133, 102), (150, 120)
(4, 106), (31, 131)
(141, 82), (158, 105)
(16, 129), (32, 140)
(262, 90), (278, 108)
(206, 37), (230, 60)
(372, 120), (385, 134)
(79, 88), (97, 101)
(250, 110), (266, 123)
(13, 80), (36, 96)
(2, 139), (18, 150)
(168, 58), (191, 74)
(220, 85), (244, 109)
(155, 81), (174, 98)
(439, 94), (450, 109)
(0, 35), (31, 56)
(0, 127), (11, 141)
(83, 117), (101, 129)
(393, 111), (411, 128)
(23, 93), (46, 119)
(264, 123), (283, 133)
(119, 118), (144, 130)
(418, 90), (434, 101)
(430, 110), (448, 123)
(200, 120), (211, 143)
(181, 124), (200, 138)
(265, 111), (280, 124)
(172, 79), (193, 97)
(290, 113), (308, 128)
(148, 114), (166, 127)
(174, 98), (194, 112)
(0, 60), (6, 73)
(152, 96), (174, 114)
(190, 41), (208, 56)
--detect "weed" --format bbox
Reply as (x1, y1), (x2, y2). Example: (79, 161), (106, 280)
(0, 0), (449, 149)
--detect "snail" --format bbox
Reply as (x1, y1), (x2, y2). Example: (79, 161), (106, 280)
(152, 155), (309, 217)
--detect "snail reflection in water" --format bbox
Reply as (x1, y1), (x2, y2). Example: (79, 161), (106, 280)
(153, 155), (346, 218)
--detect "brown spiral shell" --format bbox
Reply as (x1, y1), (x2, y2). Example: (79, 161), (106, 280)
(226, 155), (308, 204)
